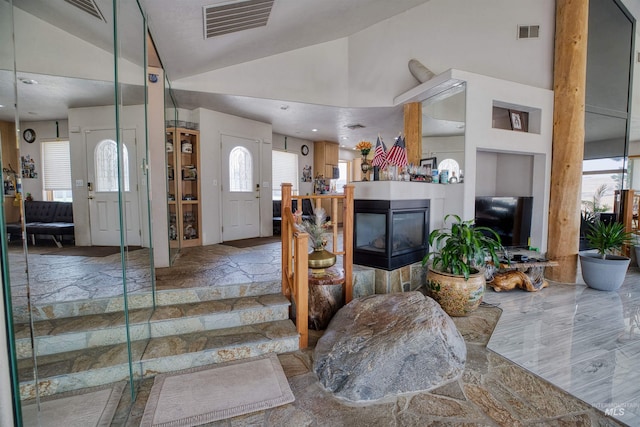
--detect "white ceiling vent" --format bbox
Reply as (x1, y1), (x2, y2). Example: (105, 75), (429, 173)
(518, 25), (540, 39)
(203, 0), (274, 39)
(63, 0), (105, 21)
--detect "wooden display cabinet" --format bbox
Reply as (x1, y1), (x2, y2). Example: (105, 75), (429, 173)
(166, 128), (201, 247)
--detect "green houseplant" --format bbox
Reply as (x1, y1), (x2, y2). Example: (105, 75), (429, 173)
(423, 214), (503, 316)
(580, 220), (632, 291)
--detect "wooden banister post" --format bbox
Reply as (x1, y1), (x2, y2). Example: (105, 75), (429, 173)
(294, 232), (309, 349)
(404, 102), (422, 165)
(281, 183), (292, 298)
(344, 185), (354, 303)
(546, 0), (589, 283)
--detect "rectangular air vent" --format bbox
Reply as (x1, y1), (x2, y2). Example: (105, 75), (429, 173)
(518, 25), (540, 39)
(345, 124), (365, 130)
(203, 0), (274, 39)
(63, 0), (105, 21)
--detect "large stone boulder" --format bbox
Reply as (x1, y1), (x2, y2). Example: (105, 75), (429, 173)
(313, 292), (466, 402)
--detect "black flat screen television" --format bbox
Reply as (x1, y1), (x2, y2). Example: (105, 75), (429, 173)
(474, 196), (533, 248)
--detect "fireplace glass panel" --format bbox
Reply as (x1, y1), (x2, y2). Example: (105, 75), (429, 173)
(353, 199), (429, 270)
(355, 212), (386, 252)
(392, 211), (425, 255)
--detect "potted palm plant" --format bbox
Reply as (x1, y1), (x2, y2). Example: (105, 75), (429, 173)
(580, 220), (632, 291)
(423, 214), (503, 316)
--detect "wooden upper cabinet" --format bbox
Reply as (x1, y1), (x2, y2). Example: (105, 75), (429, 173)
(313, 140), (339, 179)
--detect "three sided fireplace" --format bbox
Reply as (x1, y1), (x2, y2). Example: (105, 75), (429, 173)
(353, 199), (430, 271)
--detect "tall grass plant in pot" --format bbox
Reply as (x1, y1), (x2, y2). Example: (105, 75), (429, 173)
(579, 220), (632, 291)
(423, 214), (503, 316)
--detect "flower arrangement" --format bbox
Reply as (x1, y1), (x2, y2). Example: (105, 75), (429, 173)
(295, 206), (331, 250)
(355, 140), (373, 157)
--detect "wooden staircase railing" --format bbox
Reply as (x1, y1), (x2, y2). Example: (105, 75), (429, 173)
(280, 183), (354, 349)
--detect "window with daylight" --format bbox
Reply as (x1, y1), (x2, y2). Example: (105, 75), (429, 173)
(94, 139), (129, 192)
(272, 150), (298, 199)
(229, 146), (253, 192)
(42, 140), (72, 201)
(334, 161), (348, 193)
(581, 158), (625, 214)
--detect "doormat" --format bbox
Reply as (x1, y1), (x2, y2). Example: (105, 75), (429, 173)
(221, 236), (280, 248)
(39, 246), (143, 257)
(140, 353), (294, 427)
(22, 382), (125, 427)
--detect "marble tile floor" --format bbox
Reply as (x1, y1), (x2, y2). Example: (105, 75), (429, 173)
(484, 267), (640, 426)
(115, 304), (625, 426)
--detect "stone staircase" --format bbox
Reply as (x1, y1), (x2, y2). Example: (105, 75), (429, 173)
(15, 280), (299, 399)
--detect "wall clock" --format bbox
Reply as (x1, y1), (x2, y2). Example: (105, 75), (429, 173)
(23, 128), (36, 143)
(301, 144), (309, 156)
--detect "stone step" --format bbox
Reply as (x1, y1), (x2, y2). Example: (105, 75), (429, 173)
(15, 294), (290, 358)
(18, 319), (299, 400)
(15, 279), (282, 323)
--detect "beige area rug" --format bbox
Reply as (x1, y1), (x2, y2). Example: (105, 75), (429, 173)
(22, 382), (125, 427)
(141, 353), (295, 427)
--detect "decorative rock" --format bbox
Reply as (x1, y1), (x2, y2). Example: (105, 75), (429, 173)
(408, 59), (435, 83)
(313, 292), (466, 402)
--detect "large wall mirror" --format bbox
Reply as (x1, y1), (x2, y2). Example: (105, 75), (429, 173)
(1, 0), (156, 424)
(421, 82), (466, 179)
(582, 0), (634, 216)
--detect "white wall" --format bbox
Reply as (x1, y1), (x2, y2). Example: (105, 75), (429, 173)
(398, 69), (553, 251)
(173, 0), (555, 108)
(13, 7), (142, 84)
(461, 70), (553, 251)
(173, 39), (350, 107)
(195, 108), (273, 243)
(476, 152), (534, 197)
(271, 134), (315, 196)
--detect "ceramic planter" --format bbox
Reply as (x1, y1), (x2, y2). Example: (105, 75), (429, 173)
(579, 253), (630, 291)
(426, 268), (485, 316)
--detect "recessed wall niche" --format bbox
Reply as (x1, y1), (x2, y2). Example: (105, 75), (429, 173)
(492, 101), (542, 134)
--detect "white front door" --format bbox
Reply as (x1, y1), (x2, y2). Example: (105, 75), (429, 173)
(86, 129), (141, 246)
(221, 135), (260, 241)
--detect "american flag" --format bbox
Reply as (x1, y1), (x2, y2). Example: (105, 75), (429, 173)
(386, 136), (408, 167)
(371, 136), (388, 168)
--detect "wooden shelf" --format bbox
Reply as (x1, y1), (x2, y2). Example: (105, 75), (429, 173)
(166, 128), (201, 246)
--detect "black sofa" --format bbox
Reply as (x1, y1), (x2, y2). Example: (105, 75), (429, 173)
(272, 199), (315, 235)
(6, 201), (74, 246)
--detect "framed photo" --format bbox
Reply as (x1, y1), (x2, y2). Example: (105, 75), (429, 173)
(509, 110), (524, 131)
(420, 157), (437, 169)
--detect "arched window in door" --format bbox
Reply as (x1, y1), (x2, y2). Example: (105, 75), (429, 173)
(229, 146), (252, 192)
(95, 139), (129, 191)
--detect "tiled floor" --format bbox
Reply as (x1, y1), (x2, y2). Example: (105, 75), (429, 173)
(485, 266), (640, 426)
(119, 305), (624, 426)
(9, 241), (640, 425)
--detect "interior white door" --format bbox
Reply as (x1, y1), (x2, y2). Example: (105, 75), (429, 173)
(86, 129), (141, 246)
(221, 135), (261, 241)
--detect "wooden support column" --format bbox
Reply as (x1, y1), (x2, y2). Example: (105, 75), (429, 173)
(546, 0), (589, 283)
(404, 102), (422, 164)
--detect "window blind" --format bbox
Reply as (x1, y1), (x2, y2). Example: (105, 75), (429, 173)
(42, 141), (72, 191)
(272, 150), (298, 199)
